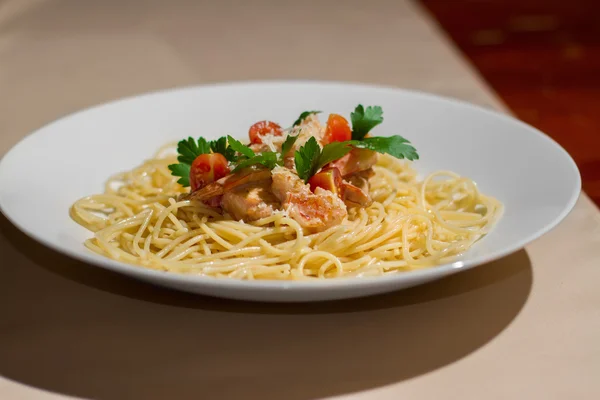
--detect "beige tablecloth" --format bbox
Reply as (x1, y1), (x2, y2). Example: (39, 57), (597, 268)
(1, 1), (599, 399)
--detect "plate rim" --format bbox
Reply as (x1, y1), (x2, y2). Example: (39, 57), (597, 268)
(0, 79), (582, 291)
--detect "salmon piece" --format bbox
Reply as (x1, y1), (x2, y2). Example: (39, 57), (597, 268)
(271, 166), (308, 200)
(188, 167), (272, 202)
(352, 168), (376, 180)
(342, 179), (372, 207)
(187, 167), (278, 221)
(221, 181), (279, 221)
(346, 174), (370, 192)
(287, 188), (348, 231)
(271, 166), (347, 232)
(328, 148), (378, 177)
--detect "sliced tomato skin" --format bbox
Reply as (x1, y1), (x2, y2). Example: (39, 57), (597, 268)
(189, 153), (230, 191)
(249, 121), (283, 144)
(308, 167), (343, 197)
(323, 114), (352, 144)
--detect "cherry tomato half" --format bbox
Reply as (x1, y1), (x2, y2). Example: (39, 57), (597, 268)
(249, 120), (283, 144)
(189, 153), (230, 191)
(323, 114), (352, 144)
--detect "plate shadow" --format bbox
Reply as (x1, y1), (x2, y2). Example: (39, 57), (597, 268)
(0, 214), (533, 400)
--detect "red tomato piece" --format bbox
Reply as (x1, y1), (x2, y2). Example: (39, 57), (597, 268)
(248, 120), (283, 144)
(307, 167), (343, 197)
(189, 153), (230, 191)
(323, 114), (352, 144)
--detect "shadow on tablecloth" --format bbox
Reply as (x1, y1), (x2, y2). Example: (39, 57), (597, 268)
(0, 213), (533, 400)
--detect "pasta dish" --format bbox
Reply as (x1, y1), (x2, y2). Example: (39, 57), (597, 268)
(71, 105), (502, 280)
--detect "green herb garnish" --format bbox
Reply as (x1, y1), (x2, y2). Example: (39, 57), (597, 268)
(233, 151), (280, 172)
(175, 137), (211, 165)
(293, 102), (418, 181)
(170, 104), (418, 187)
(354, 136), (419, 161)
(281, 134), (299, 156)
(169, 136), (247, 187)
(226, 135), (255, 159)
(210, 136), (237, 162)
(351, 105), (384, 140)
(167, 163), (192, 187)
(294, 137), (354, 182)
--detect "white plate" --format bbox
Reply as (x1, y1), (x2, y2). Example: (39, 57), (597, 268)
(0, 81), (580, 302)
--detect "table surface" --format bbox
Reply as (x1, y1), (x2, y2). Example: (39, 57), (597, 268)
(0, 1), (599, 399)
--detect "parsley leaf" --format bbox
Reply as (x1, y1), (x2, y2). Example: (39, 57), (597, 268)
(233, 151), (280, 172)
(293, 110), (321, 127)
(170, 137), (211, 187)
(168, 163), (191, 187)
(351, 105), (384, 140)
(227, 135), (255, 159)
(281, 134), (299, 156)
(210, 137), (237, 162)
(294, 137), (321, 182)
(171, 135), (241, 187)
(294, 135), (418, 182)
(354, 136), (419, 160)
(176, 137), (211, 164)
(294, 138), (355, 182)
(318, 141), (356, 171)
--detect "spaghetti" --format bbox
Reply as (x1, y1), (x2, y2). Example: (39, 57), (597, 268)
(70, 145), (503, 280)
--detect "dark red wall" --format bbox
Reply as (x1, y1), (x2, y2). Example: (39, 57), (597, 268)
(420, 0), (600, 205)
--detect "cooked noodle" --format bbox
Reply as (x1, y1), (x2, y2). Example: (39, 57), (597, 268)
(70, 144), (503, 280)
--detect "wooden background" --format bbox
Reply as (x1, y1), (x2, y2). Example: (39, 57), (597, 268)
(420, 0), (600, 206)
